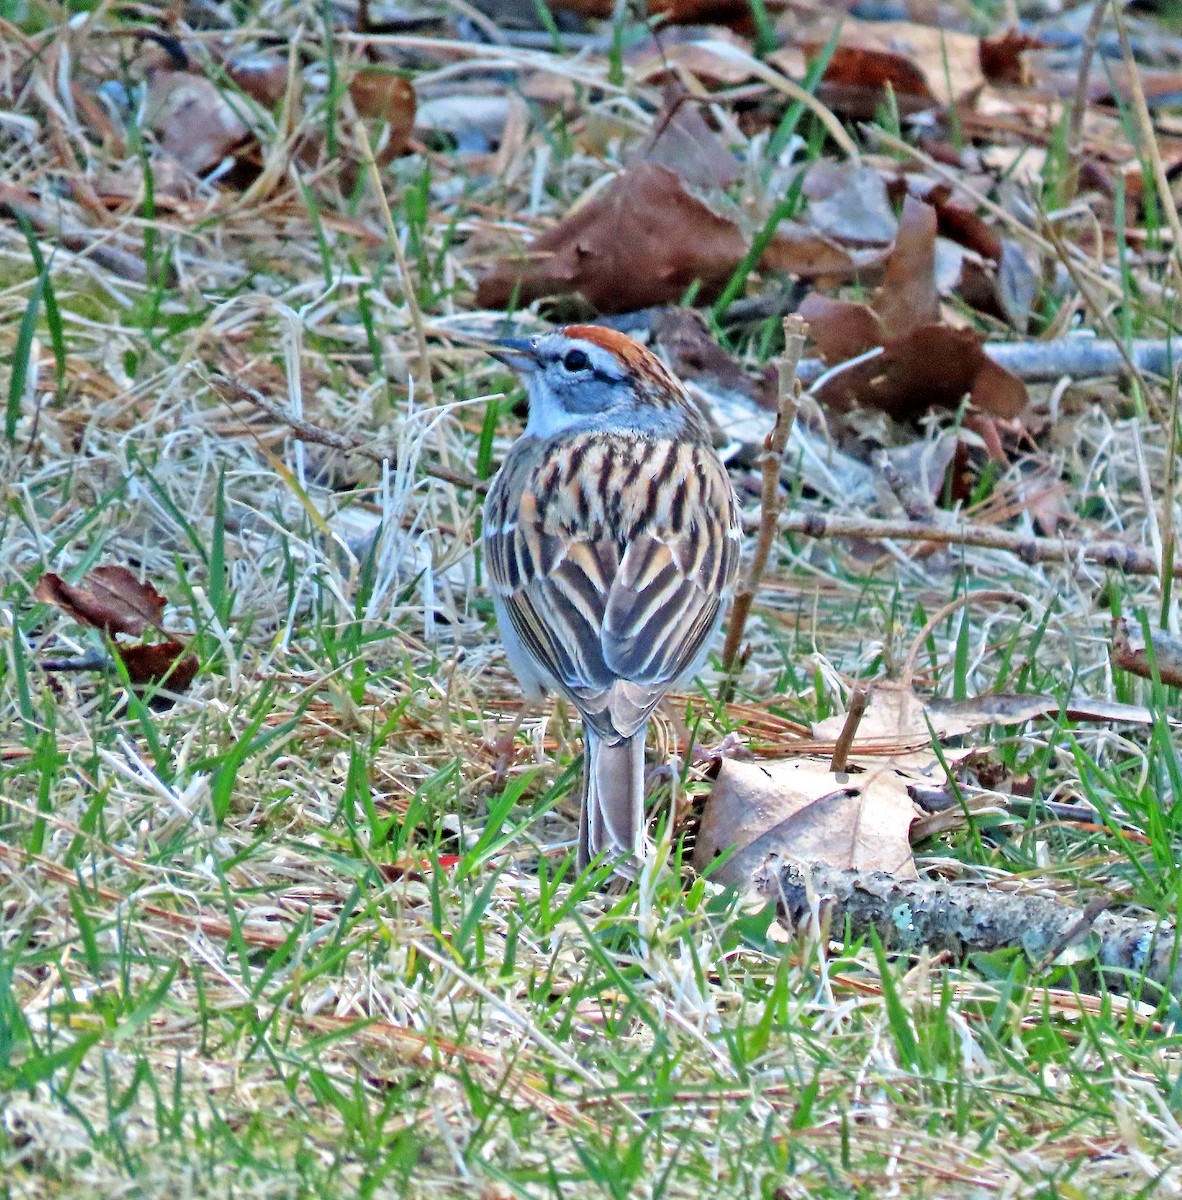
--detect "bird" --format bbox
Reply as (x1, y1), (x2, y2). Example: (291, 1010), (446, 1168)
(482, 325), (743, 873)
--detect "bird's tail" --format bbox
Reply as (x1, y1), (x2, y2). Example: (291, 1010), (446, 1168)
(578, 726), (647, 872)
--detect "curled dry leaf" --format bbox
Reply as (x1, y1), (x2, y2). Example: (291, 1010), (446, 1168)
(693, 677), (1165, 891)
(477, 163), (750, 313)
(349, 69), (417, 160)
(978, 29), (1044, 87)
(1111, 618), (1182, 689)
(33, 566), (167, 637)
(811, 679), (1162, 744)
(33, 566), (200, 694)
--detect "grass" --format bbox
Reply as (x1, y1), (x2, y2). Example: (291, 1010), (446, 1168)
(2, 2), (1182, 1198)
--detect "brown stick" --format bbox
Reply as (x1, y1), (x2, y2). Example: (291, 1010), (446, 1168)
(208, 373), (486, 493)
(721, 316), (806, 680)
(771, 510), (1181, 578)
(828, 685), (868, 774)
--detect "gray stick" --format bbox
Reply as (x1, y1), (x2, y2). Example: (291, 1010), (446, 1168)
(759, 858), (1182, 1001)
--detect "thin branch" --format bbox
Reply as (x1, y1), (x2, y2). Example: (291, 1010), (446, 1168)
(773, 510), (1182, 578)
(721, 316), (805, 681)
(828, 686), (868, 775)
(759, 858), (1182, 1001)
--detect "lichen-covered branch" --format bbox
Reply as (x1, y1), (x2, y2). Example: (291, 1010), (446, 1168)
(758, 858), (1182, 1000)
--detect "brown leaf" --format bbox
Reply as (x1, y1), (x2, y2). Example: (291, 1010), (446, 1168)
(978, 29), (1043, 87)
(633, 84), (740, 190)
(145, 69), (251, 176)
(810, 325), (1027, 422)
(815, 42), (933, 98)
(762, 222), (888, 283)
(116, 641), (200, 691)
(33, 567), (168, 637)
(797, 293), (884, 363)
(476, 163), (749, 313)
(693, 757), (919, 888)
(968, 351), (1029, 419)
(349, 70), (416, 159)
(226, 55), (290, 109)
(874, 194), (939, 340)
(1112, 618), (1182, 689)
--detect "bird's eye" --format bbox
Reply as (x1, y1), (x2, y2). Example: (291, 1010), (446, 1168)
(562, 349), (590, 373)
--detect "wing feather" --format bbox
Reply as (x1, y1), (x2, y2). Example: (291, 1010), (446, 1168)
(484, 431), (741, 739)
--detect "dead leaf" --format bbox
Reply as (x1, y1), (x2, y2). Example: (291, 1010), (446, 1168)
(226, 55), (290, 109)
(1111, 618), (1182, 689)
(978, 30), (1043, 88)
(874, 194), (939, 340)
(802, 161), (897, 246)
(476, 163), (750, 313)
(811, 325), (1026, 422)
(116, 641), (200, 691)
(633, 84), (740, 191)
(693, 757), (919, 887)
(798, 293), (884, 363)
(34, 567), (167, 637)
(145, 69), (251, 176)
(777, 19), (985, 108)
(812, 680), (1163, 744)
(762, 222), (888, 282)
(349, 69), (416, 160)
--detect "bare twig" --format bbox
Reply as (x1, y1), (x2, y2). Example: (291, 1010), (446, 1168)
(829, 685), (868, 775)
(792, 337), (1182, 387)
(721, 316), (805, 680)
(773, 511), (1182, 579)
(208, 373), (486, 493)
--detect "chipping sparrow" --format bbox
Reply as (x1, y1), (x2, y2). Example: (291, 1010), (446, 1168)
(484, 325), (742, 872)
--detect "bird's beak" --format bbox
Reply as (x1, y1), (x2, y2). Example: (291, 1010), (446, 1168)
(489, 337), (541, 374)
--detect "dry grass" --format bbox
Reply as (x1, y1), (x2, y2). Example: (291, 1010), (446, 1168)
(2, 2), (1182, 1197)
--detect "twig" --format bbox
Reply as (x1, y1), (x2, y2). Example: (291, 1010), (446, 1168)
(793, 337), (1182, 387)
(721, 316), (805, 681)
(773, 510), (1182, 578)
(828, 685), (868, 775)
(208, 373), (486, 493)
(759, 859), (1182, 1000)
